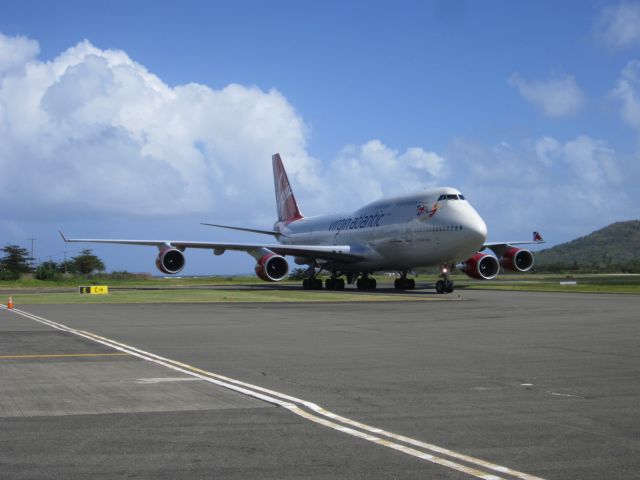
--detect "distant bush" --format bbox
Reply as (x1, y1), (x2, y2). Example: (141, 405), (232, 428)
(34, 263), (60, 281)
(0, 270), (20, 280)
(96, 271), (150, 281)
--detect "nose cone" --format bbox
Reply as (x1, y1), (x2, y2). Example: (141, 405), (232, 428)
(465, 212), (488, 249)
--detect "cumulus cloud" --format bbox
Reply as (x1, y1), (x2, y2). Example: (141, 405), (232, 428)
(508, 73), (586, 117)
(321, 140), (445, 208)
(449, 134), (632, 241)
(610, 59), (640, 131)
(0, 32), (39, 76)
(0, 36), (316, 220)
(0, 33), (448, 226)
(596, 2), (640, 49)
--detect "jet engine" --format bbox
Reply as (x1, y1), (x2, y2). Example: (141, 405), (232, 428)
(499, 247), (534, 272)
(155, 247), (185, 275)
(255, 253), (289, 282)
(461, 252), (500, 280)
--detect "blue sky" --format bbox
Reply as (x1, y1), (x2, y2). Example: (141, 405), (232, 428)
(1, 1), (639, 274)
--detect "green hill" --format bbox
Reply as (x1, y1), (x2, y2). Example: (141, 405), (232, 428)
(534, 220), (640, 273)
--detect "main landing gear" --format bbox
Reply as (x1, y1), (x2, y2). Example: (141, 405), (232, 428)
(435, 266), (454, 294)
(356, 274), (377, 290)
(301, 263), (323, 290)
(394, 271), (416, 290)
(302, 277), (323, 290)
(325, 276), (345, 290)
(301, 264), (346, 290)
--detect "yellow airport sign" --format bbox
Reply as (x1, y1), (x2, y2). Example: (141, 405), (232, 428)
(79, 286), (109, 295)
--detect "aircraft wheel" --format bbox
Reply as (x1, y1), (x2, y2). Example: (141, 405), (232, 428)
(394, 278), (401, 289)
(325, 278), (335, 290)
(313, 278), (323, 290)
(336, 278), (345, 290)
(445, 280), (454, 293)
(357, 278), (376, 290)
(408, 278), (416, 290)
(435, 280), (445, 294)
(302, 279), (311, 290)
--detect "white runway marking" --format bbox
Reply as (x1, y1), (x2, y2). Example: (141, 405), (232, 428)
(135, 377), (201, 384)
(4, 305), (546, 480)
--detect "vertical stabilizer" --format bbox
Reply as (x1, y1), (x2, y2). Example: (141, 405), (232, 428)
(272, 153), (303, 223)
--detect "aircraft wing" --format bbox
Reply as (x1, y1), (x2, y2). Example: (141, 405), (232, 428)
(483, 231), (545, 256)
(59, 231), (364, 263)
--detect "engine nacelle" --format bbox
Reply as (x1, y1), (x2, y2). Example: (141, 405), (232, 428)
(461, 252), (500, 280)
(155, 247), (185, 275)
(255, 253), (289, 282)
(500, 247), (534, 272)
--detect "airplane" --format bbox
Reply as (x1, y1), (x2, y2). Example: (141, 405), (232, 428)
(60, 153), (544, 293)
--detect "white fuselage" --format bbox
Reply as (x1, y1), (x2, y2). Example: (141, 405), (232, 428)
(275, 187), (488, 272)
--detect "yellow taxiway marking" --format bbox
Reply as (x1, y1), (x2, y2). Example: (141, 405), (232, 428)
(0, 353), (129, 359)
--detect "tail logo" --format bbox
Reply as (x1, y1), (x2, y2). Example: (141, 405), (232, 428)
(533, 231), (543, 242)
(272, 153), (303, 223)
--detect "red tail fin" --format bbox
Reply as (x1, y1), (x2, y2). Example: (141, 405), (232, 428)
(272, 153), (303, 223)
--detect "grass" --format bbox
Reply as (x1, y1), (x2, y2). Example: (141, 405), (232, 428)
(0, 275), (268, 289)
(1, 273), (638, 305)
(455, 273), (640, 294)
(2, 287), (450, 305)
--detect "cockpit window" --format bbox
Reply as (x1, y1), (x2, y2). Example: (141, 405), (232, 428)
(438, 193), (465, 201)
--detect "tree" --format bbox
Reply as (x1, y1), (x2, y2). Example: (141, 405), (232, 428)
(0, 244), (32, 278)
(71, 249), (105, 275)
(35, 260), (59, 280)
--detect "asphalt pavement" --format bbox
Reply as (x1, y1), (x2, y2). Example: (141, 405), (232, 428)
(1, 290), (638, 479)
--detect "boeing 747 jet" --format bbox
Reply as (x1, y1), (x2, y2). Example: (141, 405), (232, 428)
(61, 154), (543, 293)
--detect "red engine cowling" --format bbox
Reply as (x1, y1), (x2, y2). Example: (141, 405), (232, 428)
(461, 252), (500, 280)
(255, 253), (289, 282)
(500, 247), (534, 272)
(155, 247), (185, 274)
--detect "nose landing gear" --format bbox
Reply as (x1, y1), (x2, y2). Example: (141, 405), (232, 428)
(435, 266), (454, 294)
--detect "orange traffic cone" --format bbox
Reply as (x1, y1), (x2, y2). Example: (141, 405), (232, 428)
(7, 296), (14, 309)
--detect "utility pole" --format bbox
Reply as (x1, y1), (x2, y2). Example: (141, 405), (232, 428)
(28, 238), (36, 270)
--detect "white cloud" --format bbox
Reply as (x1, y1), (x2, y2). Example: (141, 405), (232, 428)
(596, 2), (640, 49)
(534, 136), (561, 166)
(0, 33), (447, 225)
(610, 59), (640, 131)
(449, 134), (632, 243)
(321, 140), (445, 209)
(508, 73), (586, 117)
(0, 36), (316, 221)
(0, 32), (39, 76)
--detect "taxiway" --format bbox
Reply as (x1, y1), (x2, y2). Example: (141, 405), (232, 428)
(1, 290), (638, 479)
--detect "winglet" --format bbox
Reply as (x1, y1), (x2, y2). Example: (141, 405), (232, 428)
(272, 153), (303, 223)
(59, 230), (69, 242)
(533, 231), (544, 242)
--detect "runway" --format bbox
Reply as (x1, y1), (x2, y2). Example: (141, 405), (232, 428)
(1, 291), (639, 479)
